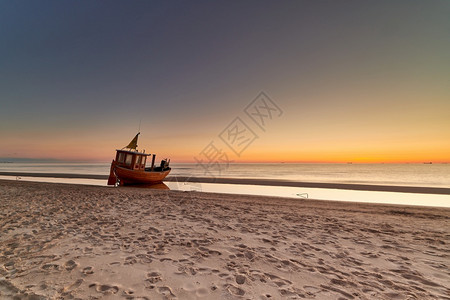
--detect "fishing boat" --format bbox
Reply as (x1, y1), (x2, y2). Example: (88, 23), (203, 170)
(107, 133), (171, 186)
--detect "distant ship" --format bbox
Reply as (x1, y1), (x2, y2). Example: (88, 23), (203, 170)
(107, 133), (171, 186)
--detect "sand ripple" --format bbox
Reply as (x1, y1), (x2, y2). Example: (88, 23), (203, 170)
(1, 180), (449, 299)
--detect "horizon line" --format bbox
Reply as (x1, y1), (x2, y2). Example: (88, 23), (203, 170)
(0, 158), (448, 164)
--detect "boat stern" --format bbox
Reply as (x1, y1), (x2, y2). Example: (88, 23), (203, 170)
(107, 160), (117, 185)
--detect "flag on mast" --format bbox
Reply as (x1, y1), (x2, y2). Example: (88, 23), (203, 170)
(125, 132), (140, 150)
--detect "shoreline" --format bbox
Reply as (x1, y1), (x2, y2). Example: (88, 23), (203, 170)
(2, 178), (450, 210)
(1, 180), (449, 299)
(1, 171), (449, 195)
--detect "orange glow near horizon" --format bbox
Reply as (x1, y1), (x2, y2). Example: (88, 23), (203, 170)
(5, 146), (447, 164)
(1, 121), (449, 164)
(2, 151), (448, 164)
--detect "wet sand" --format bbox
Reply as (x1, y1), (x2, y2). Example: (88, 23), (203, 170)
(1, 179), (449, 299)
(1, 172), (449, 194)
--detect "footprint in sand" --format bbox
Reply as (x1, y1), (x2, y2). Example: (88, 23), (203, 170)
(4, 261), (15, 270)
(89, 283), (119, 294)
(228, 284), (245, 296)
(280, 288), (299, 297)
(219, 272), (231, 279)
(182, 282), (197, 292)
(196, 287), (209, 297)
(198, 246), (222, 256)
(146, 271), (162, 284)
(122, 289), (135, 296)
(82, 266), (94, 275)
(64, 260), (78, 271)
(244, 250), (255, 260)
(304, 285), (321, 295)
(41, 263), (60, 271)
(157, 286), (176, 297)
(124, 256), (137, 265)
(235, 274), (246, 285)
(63, 279), (84, 292)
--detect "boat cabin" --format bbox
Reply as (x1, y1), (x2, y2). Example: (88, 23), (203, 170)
(114, 150), (150, 171)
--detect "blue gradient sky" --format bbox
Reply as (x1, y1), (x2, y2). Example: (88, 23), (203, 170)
(1, 1), (449, 162)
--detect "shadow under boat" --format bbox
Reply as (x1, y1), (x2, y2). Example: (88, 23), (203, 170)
(119, 182), (170, 190)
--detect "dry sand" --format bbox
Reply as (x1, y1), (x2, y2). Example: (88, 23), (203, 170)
(0, 179), (449, 299)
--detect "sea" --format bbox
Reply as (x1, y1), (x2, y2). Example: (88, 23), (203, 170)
(1, 162), (449, 207)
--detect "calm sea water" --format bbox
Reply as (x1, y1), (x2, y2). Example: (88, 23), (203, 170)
(1, 162), (449, 207)
(1, 162), (449, 188)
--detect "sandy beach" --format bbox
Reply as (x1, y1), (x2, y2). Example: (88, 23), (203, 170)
(1, 179), (449, 299)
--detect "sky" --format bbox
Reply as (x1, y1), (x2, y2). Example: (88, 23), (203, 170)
(0, 0), (449, 163)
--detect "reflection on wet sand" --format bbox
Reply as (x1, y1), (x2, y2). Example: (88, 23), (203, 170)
(1, 176), (448, 208)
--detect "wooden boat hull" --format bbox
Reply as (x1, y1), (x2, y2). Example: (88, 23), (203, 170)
(110, 164), (171, 186)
